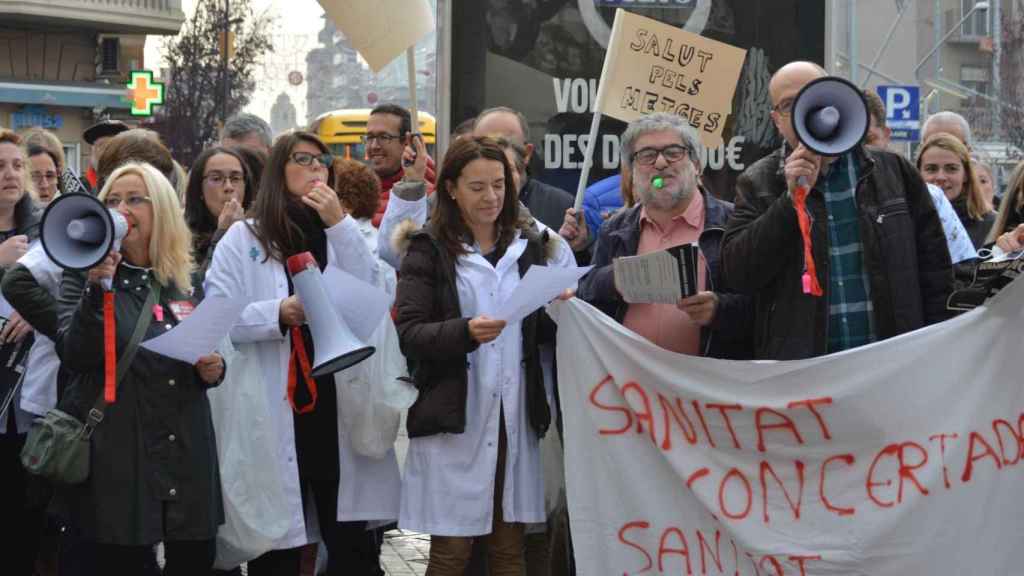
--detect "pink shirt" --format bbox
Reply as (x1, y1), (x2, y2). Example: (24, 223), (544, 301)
(622, 193), (707, 355)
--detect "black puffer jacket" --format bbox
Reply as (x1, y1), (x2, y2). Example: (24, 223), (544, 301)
(394, 222), (554, 439)
(722, 146), (953, 360)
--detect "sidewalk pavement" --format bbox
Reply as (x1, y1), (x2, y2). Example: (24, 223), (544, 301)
(381, 529), (429, 575)
(382, 413), (428, 575)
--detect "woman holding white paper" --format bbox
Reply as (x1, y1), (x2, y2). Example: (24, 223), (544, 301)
(203, 131), (398, 576)
(56, 162), (225, 575)
(393, 136), (573, 575)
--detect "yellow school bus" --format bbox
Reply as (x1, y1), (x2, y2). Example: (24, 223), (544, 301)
(309, 108), (437, 162)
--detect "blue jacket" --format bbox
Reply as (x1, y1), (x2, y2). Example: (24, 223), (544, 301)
(578, 188), (753, 359)
(583, 173), (624, 239)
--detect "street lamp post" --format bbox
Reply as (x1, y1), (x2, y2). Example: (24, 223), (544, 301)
(914, 1), (990, 84)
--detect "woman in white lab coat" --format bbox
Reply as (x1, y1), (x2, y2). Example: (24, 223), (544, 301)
(393, 136), (574, 576)
(204, 131), (398, 576)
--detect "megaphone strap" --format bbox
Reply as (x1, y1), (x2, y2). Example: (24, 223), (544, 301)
(792, 186), (824, 297)
(288, 326), (318, 414)
(103, 292), (116, 403)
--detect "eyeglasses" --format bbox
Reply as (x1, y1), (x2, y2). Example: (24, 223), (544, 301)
(31, 171), (58, 183)
(203, 171), (245, 187)
(289, 151), (333, 168)
(103, 195), (151, 209)
(361, 133), (401, 145)
(773, 98), (796, 116)
(632, 145), (690, 166)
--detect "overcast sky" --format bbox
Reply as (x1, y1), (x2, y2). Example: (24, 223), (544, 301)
(145, 0), (325, 125)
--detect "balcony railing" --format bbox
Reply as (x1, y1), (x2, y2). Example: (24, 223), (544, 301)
(0, 0), (185, 35)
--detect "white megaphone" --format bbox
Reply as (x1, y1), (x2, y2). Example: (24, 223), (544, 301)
(791, 76), (870, 157)
(40, 193), (129, 291)
(287, 252), (375, 377)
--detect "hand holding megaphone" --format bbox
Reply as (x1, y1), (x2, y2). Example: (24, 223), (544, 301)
(0, 234), (29, 267)
(279, 294), (307, 327)
(87, 251), (122, 288)
(783, 145), (823, 197)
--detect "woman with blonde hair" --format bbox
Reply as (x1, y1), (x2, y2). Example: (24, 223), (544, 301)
(990, 160), (1024, 250)
(57, 162), (225, 575)
(917, 132), (995, 248)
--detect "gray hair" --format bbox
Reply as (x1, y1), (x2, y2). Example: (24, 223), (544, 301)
(475, 106), (531, 142)
(922, 111), (972, 146)
(620, 113), (703, 170)
(222, 113), (273, 148)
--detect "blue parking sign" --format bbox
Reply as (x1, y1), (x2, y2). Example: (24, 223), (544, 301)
(876, 85), (920, 142)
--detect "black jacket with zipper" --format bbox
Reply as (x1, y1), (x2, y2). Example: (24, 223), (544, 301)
(576, 187), (754, 360)
(722, 145), (953, 360)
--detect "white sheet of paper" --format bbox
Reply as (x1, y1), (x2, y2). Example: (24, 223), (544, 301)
(322, 266), (390, 342)
(141, 296), (248, 364)
(613, 250), (683, 304)
(495, 265), (592, 324)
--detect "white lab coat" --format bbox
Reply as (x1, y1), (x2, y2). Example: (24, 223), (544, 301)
(15, 243), (62, 417)
(204, 216), (400, 550)
(399, 230), (575, 536)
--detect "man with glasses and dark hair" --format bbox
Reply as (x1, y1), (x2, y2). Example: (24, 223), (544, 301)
(577, 113), (752, 359)
(721, 61), (952, 360)
(367, 103), (436, 228)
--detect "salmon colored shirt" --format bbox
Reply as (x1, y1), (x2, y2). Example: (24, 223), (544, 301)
(622, 192), (707, 355)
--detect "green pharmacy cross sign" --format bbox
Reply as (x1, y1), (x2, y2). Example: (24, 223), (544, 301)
(126, 70), (165, 117)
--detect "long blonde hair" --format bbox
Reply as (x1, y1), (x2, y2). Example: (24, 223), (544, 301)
(98, 162), (194, 293)
(988, 160), (1024, 244)
(916, 133), (991, 220)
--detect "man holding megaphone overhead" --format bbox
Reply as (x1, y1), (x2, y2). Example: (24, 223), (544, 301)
(721, 62), (954, 361)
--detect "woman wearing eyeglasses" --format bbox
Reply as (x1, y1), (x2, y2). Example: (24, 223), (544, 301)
(204, 132), (389, 575)
(55, 162), (225, 575)
(185, 146), (255, 281)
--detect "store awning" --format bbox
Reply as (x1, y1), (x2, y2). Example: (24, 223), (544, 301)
(0, 81), (130, 110)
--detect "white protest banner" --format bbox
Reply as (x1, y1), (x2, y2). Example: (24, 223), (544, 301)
(551, 278), (1024, 575)
(317, 0), (433, 73)
(596, 9), (747, 149)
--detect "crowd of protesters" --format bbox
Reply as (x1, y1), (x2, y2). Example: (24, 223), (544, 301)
(1, 58), (1024, 576)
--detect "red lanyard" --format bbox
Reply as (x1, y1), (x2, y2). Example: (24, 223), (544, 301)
(792, 185), (824, 297)
(287, 327), (318, 414)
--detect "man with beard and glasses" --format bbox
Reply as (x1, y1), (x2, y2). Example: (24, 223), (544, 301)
(577, 113), (752, 359)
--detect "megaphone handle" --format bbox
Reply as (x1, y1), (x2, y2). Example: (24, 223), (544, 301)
(792, 184), (824, 297)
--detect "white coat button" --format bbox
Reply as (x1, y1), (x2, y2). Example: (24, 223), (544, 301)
(164, 323), (173, 330)
(168, 379), (175, 386)
(141, 274), (148, 281)
(169, 434), (176, 442)
(169, 488), (177, 497)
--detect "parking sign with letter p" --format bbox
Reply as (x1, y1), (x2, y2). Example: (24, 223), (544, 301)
(876, 85), (920, 141)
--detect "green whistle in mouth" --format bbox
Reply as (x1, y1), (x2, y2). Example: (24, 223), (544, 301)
(652, 176), (664, 189)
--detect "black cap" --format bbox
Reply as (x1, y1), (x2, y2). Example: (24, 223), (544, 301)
(83, 120), (129, 145)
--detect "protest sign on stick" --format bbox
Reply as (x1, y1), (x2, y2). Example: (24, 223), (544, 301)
(317, 0), (434, 133)
(317, 0), (433, 74)
(575, 8), (747, 209)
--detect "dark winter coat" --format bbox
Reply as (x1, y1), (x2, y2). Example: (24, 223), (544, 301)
(394, 221), (555, 439)
(722, 146), (953, 360)
(55, 265), (223, 545)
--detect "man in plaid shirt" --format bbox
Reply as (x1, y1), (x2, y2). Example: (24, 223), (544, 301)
(721, 62), (953, 360)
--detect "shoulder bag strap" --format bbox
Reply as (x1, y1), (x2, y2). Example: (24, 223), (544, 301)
(84, 281), (162, 432)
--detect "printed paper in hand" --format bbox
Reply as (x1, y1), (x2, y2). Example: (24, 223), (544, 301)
(613, 243), (699, 304)
(141, 296), (248, 364)
(495, 265), (592, 324)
